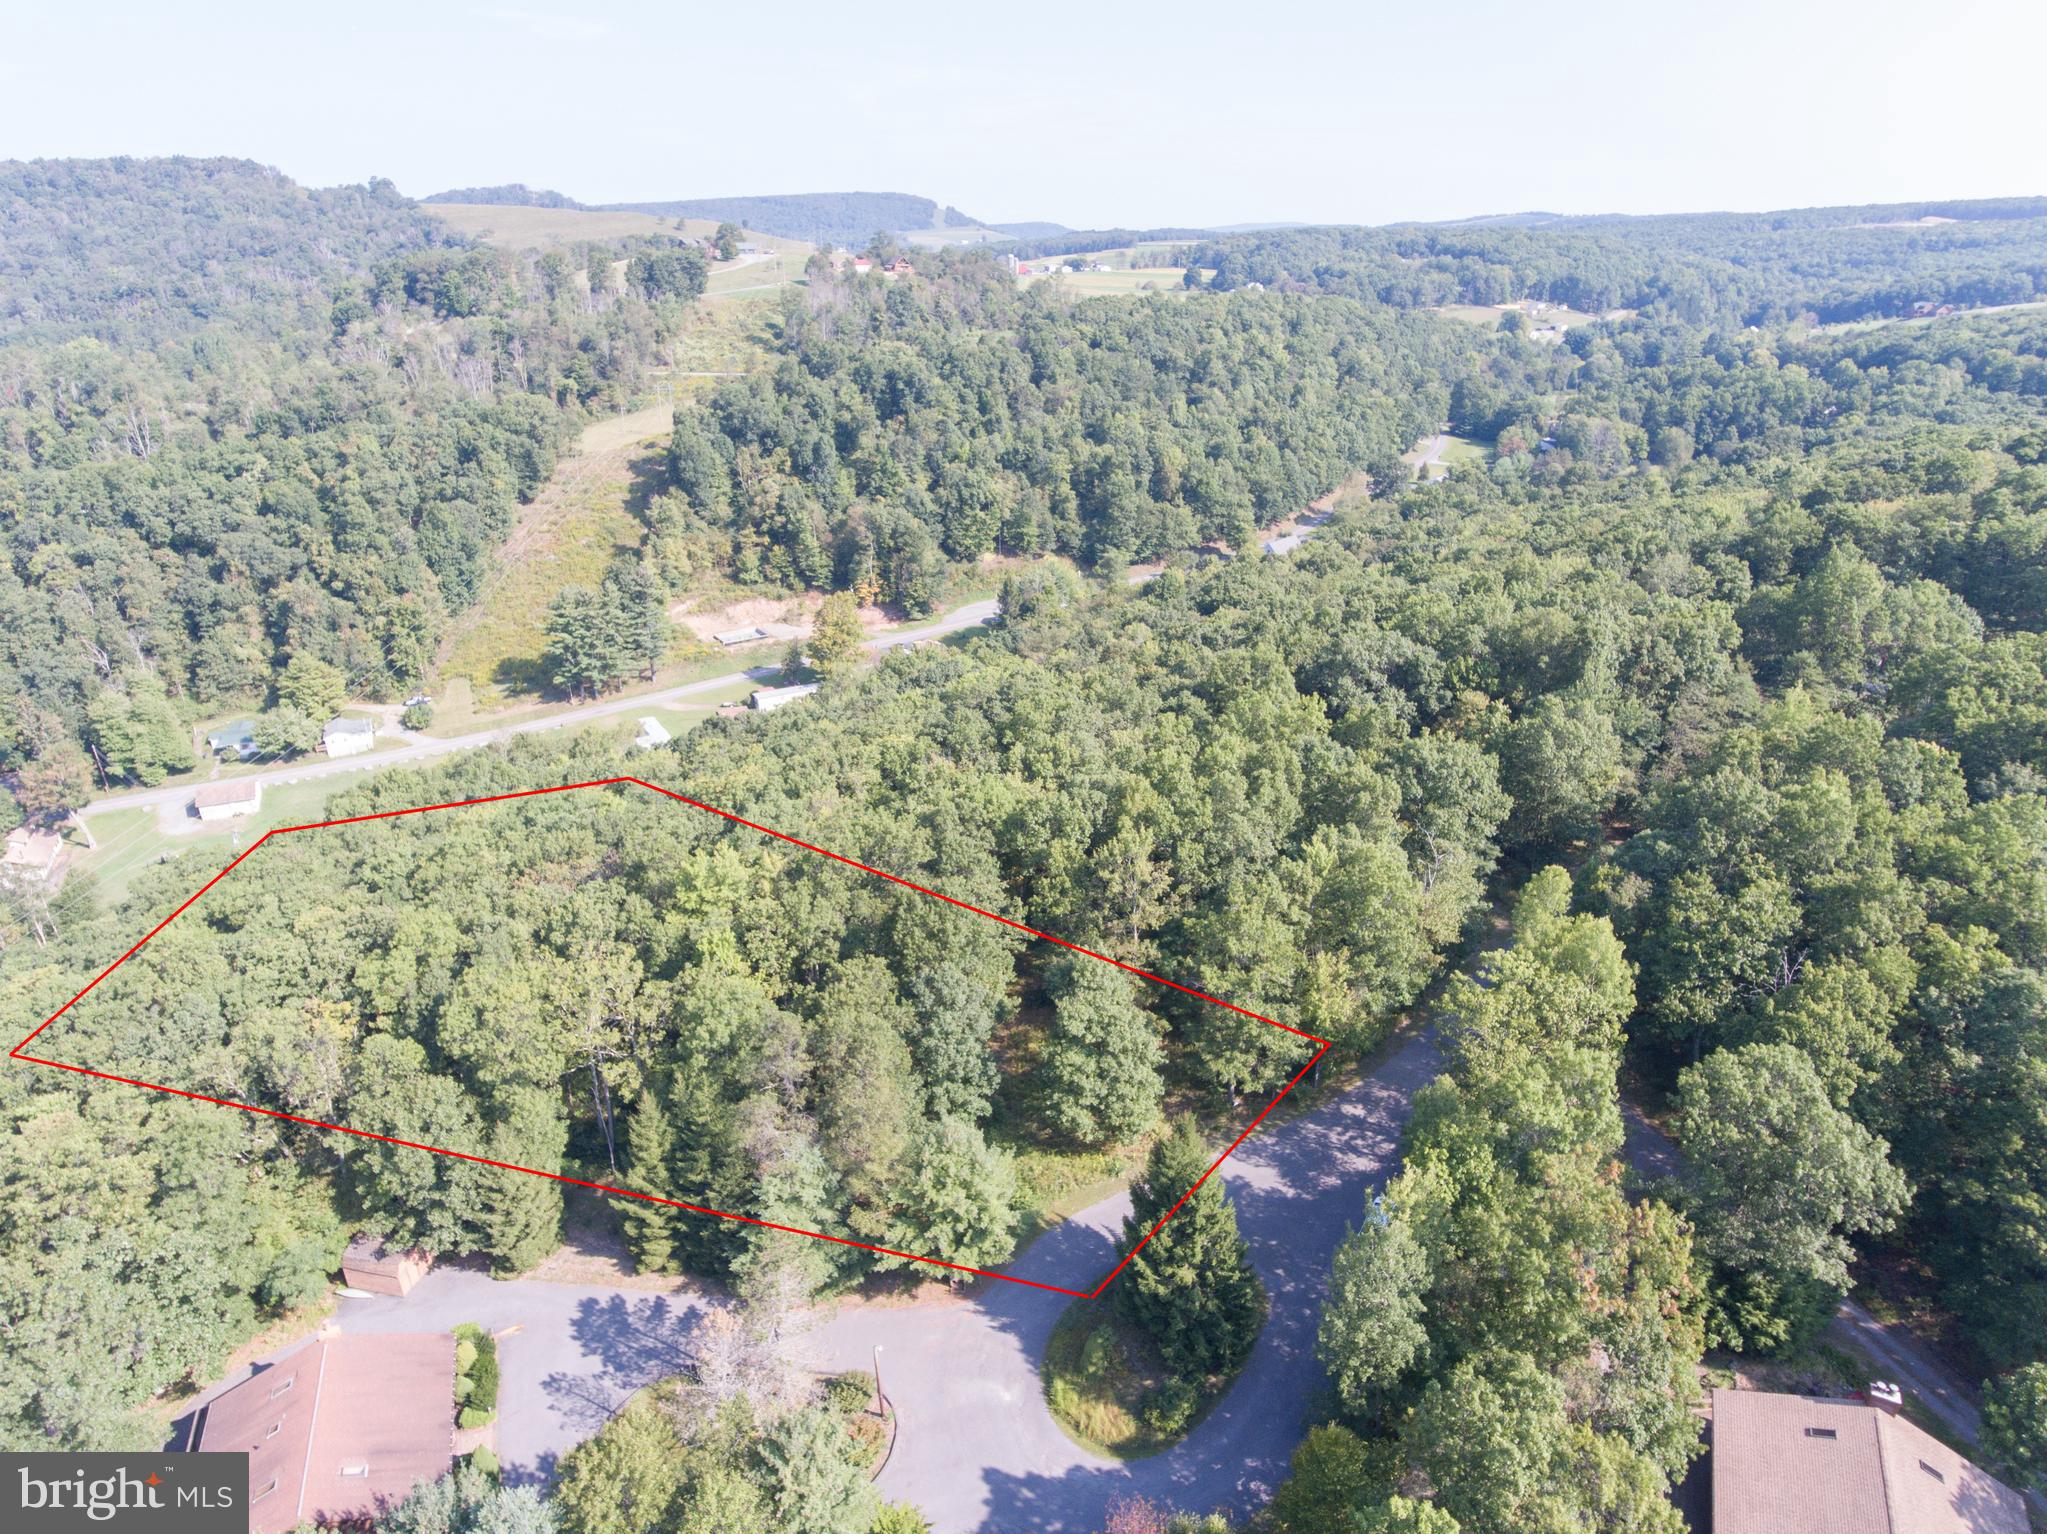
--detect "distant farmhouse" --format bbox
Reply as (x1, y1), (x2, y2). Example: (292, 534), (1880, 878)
(191, 1331), (453, 1534)
(193, 780), (263, 821)
(1707, 1386), (2027, 1534)
(750, 683), (820, 712)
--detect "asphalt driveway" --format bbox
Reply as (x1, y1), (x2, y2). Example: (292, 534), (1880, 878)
(327, 1030), (1443, 1529)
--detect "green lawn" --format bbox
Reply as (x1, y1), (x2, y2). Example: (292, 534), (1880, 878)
(72, 777), (349, 913)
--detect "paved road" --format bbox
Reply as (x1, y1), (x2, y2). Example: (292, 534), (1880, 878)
(322, 1031), (1443, 1529)
(79, 601), (1000, 821)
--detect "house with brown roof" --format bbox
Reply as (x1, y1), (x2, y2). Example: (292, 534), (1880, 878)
(191, 1332), (453, 1534)
(1709, 1387), (2027, 1534)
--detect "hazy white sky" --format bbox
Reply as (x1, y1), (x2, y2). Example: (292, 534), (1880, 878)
(4, 0), (2041, 227)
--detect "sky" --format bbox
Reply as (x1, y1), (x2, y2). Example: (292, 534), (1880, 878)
(4, 0), (2043, 229)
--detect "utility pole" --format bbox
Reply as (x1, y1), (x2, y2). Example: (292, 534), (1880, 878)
(871, 1344), (885, 1418)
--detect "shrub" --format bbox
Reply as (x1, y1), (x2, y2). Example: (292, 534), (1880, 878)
(1080, 1326), (1118, 1381)
(401, 701), (434, 729)
(1141, 1378), (1198, 1437)
(828, 1370), (877, 1416)
(455, 1337), (477, 1374)
(468, 1445), (499, 1480)
(458, 1405), (493, 1432)
(870, 1504), (930, 1534)
(468, 1343), (500, 1412)
(454, 1374), (473, 1402)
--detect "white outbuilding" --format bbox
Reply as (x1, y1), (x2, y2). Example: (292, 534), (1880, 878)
(749, 683), (820, 713)
(193, 780), (263, 821)
(323, 717), (377, 757)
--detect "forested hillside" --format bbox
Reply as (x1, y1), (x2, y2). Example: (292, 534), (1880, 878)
(8, 347), (2043, 1468)
(659, 254), (1478, 602)
(0, 158), (703, 782)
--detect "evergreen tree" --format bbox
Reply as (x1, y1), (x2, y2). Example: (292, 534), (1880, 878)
(1039, 956), (1164, 1147)
(474, 1090), (566, 1274)
(668, 1060), (749, 1279)
(758, 1405), (878, 1534)
(1115, 1118), (1266, 1377)
(618, 1083), (679, 1275)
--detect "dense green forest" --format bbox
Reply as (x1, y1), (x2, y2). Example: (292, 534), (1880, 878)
(0, 158), (702, 781)
(658, 255), (1473, 602)
(1185, 199), (2047, 326)
(1, 161), (2043, 1529)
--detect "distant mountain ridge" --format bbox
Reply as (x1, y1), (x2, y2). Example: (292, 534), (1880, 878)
(596, 191), (990, 247)
(423, 183), (585, 209)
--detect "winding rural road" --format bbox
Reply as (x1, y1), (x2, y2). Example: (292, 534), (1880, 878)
(317, 1031), (1444, 1532)
(76, 601), (1000, 822)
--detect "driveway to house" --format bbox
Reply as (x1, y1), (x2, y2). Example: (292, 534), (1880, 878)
(1620, 1097), (2037, 1514)
(332, 1030), (1445, 1530)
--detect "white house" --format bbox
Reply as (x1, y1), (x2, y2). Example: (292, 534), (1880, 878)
(749, 683), (820, 713)
(323, 717), (377, 757)
(193, 780), (263, 821)
(634, 717), (672, 750)
(1, 826), (71, 889)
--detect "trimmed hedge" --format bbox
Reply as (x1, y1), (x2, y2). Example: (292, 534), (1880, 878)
(452, 1322), (499, 1428)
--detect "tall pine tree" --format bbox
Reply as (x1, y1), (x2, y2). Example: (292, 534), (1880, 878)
(618, 1083), (680, 1275)
(668, 1059), (750, 1280)
(1115, 1117), (1266, 1378)
(475, 1089), (567, 1275)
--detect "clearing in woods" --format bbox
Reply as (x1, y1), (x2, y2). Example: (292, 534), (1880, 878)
(425, 204), (816, 301)
(433, 405), (675, 705)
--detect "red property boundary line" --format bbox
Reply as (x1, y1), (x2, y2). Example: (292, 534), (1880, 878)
(9, 776), (1331, 1298)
